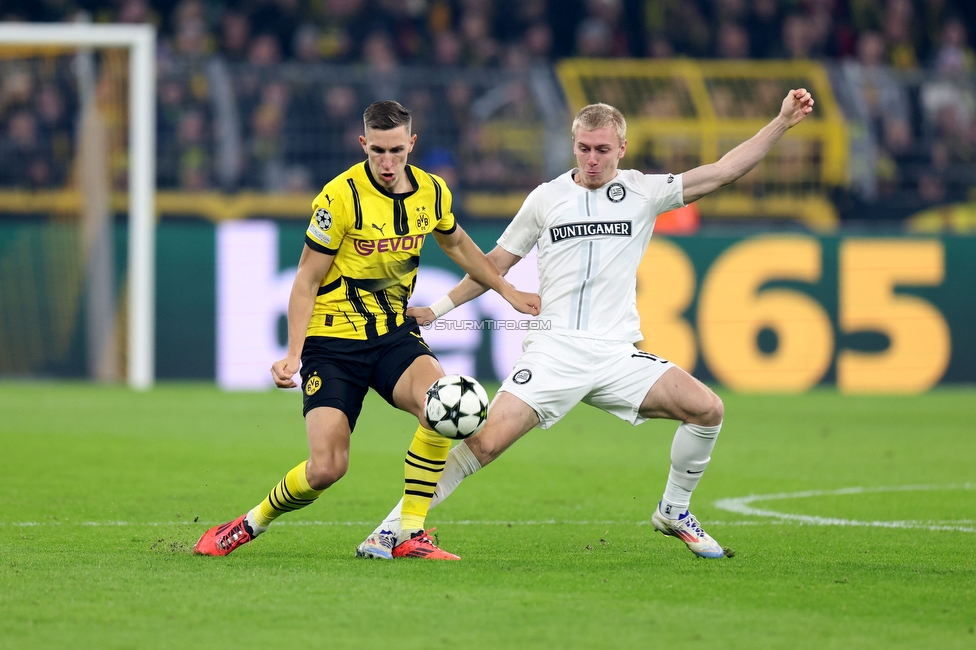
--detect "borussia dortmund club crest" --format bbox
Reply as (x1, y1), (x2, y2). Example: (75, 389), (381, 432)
(314, 208), (333, 230)
(306, 374), (322, 396)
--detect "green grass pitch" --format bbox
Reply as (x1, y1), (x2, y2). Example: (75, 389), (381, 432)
(1, 383), (974, 649)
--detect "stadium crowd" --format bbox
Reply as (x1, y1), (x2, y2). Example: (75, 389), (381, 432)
(0, 0), (975, 222)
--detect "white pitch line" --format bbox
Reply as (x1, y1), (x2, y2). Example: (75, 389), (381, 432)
(0, 519), (773, 528)
(3, 484), (972, 531)
(714, 483), (976, 533)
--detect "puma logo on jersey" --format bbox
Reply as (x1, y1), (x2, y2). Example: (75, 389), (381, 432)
(371, 223), (386, 235)
(325, 193), (335, 207)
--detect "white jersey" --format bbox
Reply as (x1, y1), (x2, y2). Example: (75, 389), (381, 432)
(497, 168), (684, 342)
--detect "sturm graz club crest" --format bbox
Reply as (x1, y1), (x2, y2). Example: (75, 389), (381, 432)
(607, 182), (626, 203)
(314, 208), (333, 230)
(513, 369), (532, 384)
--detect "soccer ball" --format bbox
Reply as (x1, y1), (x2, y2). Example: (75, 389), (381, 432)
(424, 374), (490, 439)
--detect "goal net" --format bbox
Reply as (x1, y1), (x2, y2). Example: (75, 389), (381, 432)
(0, 24), (155, 388)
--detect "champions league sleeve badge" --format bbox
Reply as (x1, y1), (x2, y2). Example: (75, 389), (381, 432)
(314, 208), (333, 230)
(607, 182), (626, 203)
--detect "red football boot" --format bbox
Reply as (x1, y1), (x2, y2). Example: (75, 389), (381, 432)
(391, 528), (460, 560)
(193, 514), (254, 556)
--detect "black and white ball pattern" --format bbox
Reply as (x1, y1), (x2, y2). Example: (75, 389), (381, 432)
(424, 374), (490, 439)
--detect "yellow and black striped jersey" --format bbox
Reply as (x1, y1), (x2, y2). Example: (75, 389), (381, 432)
(304, 161), (456, 340)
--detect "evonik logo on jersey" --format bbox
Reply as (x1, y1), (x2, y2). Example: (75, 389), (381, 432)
(353, 233), (426, 256)
(549, 221), (633, 244)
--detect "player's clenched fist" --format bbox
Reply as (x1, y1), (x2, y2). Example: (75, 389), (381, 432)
(271, 357), (300, 388)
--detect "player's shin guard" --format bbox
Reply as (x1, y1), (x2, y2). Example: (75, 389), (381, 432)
(660, 422), (722, 519)
(400, 425), (451, 534)
(379, 438), (482, 539)
(249, 460), (325, 533)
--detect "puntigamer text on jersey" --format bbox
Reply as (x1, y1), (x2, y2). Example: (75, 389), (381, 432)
(549, 221), (633, 243)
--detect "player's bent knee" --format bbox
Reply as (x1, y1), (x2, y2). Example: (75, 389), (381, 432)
(305, 460), (347, 490)
(698, 390), (724, 427)
(465, 434), (501, 467)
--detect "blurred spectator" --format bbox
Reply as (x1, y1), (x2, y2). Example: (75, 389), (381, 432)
(157, 78), (187, 188)
(459, 9), (501, 67)
(746, 0), (782, 58)
(116, 0), (151, 25)
(0, 68), (34, 121)
(713, 0), (748, 24)
(175, 109), (212, 190)
(172, 0), (212, 57)
(645, 1), (710, 57)
(779, 14), (814, 59)
(285, 84), (361, 184)
(715, 22), (751, 59)
(309, 0), (366, 62)
(647, 36), (675, 59)
(931, 16), (976, 72)
(432, 30), (464, 67)
(836, 29), (914, 200)
(422, 148), (459, 188)
(244, 81), (291, 191)
(882, 0), (920, 69)
(175, 20), (209, 58)
(0, 111), (56, 188)
(374, 0), (430, 63)
(919, 17), (976, 203)
(220, 10), (251, 62)
(249, 0), (300, 61)
(293, 23), (323, 64)
(35, 83), (73, 179)
(849, 0), (885, 35)
(248, 34), (282, 67)
(421, 147), (462, 214)
(584, 0), (632, 57)
(245, 100), (285, 190)
(575, 18), (613, 57)
(361, 29), (401, 99)
(522, 21), (554, 61)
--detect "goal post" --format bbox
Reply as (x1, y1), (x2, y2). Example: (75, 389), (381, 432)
(0, 23), (157, 389)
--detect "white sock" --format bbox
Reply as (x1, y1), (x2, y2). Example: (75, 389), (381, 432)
(372, 441), (483, 540)
(244, 510), (268, 537)
(660, 421), (722, 519)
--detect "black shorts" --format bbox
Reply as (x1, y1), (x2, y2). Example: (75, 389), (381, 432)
(299, 320), (435, 431)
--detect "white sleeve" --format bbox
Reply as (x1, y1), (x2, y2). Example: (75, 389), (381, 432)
(639, 172), (686, 214)
(497, 187), (545, 257)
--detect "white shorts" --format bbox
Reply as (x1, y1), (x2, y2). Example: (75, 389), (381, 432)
(498, 332), (675, 430)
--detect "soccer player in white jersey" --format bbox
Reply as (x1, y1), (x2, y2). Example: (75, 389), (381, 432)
(357, 88), (815, 559)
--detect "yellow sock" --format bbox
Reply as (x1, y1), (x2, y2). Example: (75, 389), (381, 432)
(401, 425), (450, 533)
(253, 460), (324, 528)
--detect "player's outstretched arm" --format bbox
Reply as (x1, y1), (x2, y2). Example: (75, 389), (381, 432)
(681, 88), (815, 204)
(432, 227), (540, 317)
(408, 245), (523, 325)
(270, 245), (335, 388)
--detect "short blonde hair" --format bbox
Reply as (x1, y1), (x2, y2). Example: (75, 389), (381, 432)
(572, 103), (627, 143)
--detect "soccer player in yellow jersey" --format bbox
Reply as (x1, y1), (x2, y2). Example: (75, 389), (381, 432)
(194, 100), (540, 560)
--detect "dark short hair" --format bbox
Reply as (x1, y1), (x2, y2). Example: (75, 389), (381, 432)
(363, 100), (412, 132)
